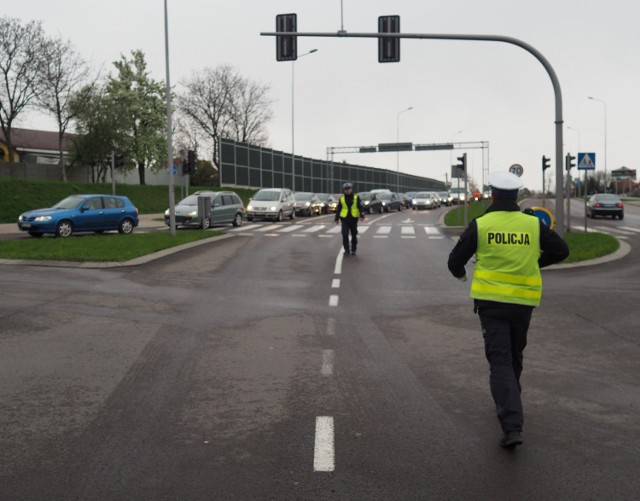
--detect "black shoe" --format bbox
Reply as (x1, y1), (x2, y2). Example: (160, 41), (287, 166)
(351, 249), (356, 256)
(499, 431), (523, 448)
(343, 250), (350, 256)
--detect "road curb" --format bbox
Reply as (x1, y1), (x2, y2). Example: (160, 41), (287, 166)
(0, 233), (236, 269)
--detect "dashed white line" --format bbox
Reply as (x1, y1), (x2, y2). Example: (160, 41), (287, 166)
(314, 416), (335, 472)
(329, 295), (339, 307)
(332, 279), (341, 288)
(326, 317), (336, 336)
(334, 248), (344, 275)
(321, 350), (334, 376)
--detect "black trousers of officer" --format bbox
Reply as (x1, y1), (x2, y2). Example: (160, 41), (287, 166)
(477, 301), (533, 433)
(341, 218), (358, 252)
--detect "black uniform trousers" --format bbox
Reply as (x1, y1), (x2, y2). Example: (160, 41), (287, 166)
(341, 218), (358, 252)
(477, 301), (533, 433)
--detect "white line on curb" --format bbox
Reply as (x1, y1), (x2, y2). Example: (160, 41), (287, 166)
(314, 416), (335, 472)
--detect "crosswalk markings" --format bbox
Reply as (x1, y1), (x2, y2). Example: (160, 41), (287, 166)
(254, 225), (280, 232)
(376, 226), (392, 235)
(593, 226), (635, 235)
(303, 225), (327, 233)
(401, 226), (415, 235)
(619, 226), (640, 234)
(278, 225), (304, 232)
(230, 223), (265, 232)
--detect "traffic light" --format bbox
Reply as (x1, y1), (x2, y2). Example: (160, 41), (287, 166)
(455, 153), (467, 171)
(276, 14), (297, 61)
(378, 15), (400, 63)
(542, 155), (550, 171)
(114, 152), (125, 168)
(565, 153), (575, 171)
(185, 149), (196, 175)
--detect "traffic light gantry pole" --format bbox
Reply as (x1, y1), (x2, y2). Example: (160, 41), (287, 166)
(262, 29), (566, 236)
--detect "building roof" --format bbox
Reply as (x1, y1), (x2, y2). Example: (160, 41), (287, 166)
(0, 127), (77, 152)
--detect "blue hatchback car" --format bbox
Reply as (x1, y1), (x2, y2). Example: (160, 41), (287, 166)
(18, 194), (139, 238)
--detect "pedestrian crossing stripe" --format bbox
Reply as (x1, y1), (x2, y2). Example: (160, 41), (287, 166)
(230, 223), (443, 238)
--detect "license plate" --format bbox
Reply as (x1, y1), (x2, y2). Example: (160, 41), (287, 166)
(22, 223), (31, 228)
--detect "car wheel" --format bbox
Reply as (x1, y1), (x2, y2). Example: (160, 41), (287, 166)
(28, 231), (43, 238)
(55, 220), (73, 238)
(118, 217), (134, 234)
(397, 205), (402, 212)
(233, 213), (243, 227)
(619, 214), (624, 220)
(276, 210), (283, 222)
(201, 217), (211, 230)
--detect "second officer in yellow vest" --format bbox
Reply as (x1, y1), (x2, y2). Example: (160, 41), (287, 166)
(334, 182), (365, 256)
(448, 171), (569, 448)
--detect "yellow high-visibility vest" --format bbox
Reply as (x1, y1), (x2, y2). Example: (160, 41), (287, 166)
(340, 195), (360, 218)
(471, 211), (542, 306)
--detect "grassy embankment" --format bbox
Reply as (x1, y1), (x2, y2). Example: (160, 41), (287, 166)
(444, 200), (620, 264)
(0, 178), (257, 224)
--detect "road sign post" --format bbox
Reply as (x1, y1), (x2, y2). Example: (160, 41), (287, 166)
(578, 152), (596, 232)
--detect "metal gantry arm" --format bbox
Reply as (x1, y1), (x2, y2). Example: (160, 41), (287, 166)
(262, 29), (565, 236)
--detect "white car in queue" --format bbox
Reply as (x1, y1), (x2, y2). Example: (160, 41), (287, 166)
(246, 188), (296, 222)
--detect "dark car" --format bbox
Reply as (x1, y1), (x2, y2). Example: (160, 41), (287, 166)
(586, 193), (624, 219)
(294, 192), (322, 216)
(18, 194), (139, 238)
(315, 193), (335, 214)
(358, 192), (383, 214)
(378, 192), (402, 212)
(165, 190), (245, 229)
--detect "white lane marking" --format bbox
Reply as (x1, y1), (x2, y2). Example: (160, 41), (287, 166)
(376, 225), (392, 235)
(303, 225), (327, 233)
(593, 226), (634, 235)
(314, 416), (335, 472)
(255, 225), (280, 232)
(318, 235), (333, 238)
(424, 226), (440, 235)
(321, 350), (334, 376)
(373, 235), (389, 239)
(329, 295), (339, 307)
(334, 248), (344, 275)
(327, 317), (336, 336)
(371, 213), (392, 223)
(358, 225), (370, 234)
(236, 233), (253, 237)
(327, 225), (342, 234)
(429, 236), (445, 240)
(229, 223), (265, 232)
(619, 226), (640, 233)
(265, 234), (280, 237)
(332, 279), (340, 288)
(401, 226), (415, 235)
(401, 236), (416, 239)
(291, 234), (308, 237)
(278, 225), (303, 232)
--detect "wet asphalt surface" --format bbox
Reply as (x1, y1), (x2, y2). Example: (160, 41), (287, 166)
(1, 204), (639, 499)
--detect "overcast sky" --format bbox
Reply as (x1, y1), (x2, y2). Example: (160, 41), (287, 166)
(6, 0), (640, 191)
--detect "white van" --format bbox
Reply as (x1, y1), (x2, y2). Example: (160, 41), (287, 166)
(246, 188), (296, 222)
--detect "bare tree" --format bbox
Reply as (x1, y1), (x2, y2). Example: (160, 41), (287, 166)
(0, 17), (46, 164)
(229, 78), (273, 146)
(177, 65), (273, 170)
(37, 35), (92, 181)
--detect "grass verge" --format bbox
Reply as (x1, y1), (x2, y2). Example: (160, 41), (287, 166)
(0, 230), (224, 262)
(444, 200), (491, 226)
(562, 232), (619, 264)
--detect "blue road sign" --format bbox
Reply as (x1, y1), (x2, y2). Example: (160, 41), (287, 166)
(172, 164), (178, 176)
(530, 206), (554, 229)
(578, 152), (596, 170)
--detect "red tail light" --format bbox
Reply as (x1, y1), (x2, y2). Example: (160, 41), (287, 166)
(617, 203), (623, 208)
(595, 203), (601, 208)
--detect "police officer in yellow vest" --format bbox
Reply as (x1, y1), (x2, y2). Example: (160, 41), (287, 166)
(448, 171), (569, 448)
(335, 182), (365, 256)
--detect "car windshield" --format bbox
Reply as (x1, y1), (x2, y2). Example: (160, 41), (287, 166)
(415, 192), (430, 198)
(439, 192), (449, 197)
(358, 193), (372, 201)
(253, 190), (281, 201)
(296, 193), (313, 201)
(53, 195), (86, 209)
(595, 194), (621, 202)
(378, 193), (392, 201)
(177, 195), (201, 206)
(317, 194), (330, 202)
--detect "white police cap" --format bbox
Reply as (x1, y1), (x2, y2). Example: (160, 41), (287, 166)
(488, 171), (524, 191)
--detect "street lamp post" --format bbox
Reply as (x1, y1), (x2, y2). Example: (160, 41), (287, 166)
(588, 96), (607, 190)
(396, 106), (413, 192)
(163, 0), (176, 236)
(292, 49), (318, 191)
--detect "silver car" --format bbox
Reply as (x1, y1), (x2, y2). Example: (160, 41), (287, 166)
(246, 188), (296, 222)
(412, 191), (439, 210)
(165, 190), (245, 229)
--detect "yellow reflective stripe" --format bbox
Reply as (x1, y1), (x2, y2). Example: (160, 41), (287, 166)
(474, 269), (542, 286)
(471, 282), (541, 299)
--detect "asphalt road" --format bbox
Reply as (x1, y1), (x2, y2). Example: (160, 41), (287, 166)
(1, 206), (639, 500)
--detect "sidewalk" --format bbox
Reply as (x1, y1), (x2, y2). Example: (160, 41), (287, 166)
(0, 213), (166, 235)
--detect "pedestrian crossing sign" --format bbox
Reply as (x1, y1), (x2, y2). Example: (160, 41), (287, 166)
(578, 152), (596, 170)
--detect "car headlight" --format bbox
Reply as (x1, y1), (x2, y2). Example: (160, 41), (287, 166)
(34, 216), (52, 222)
(164, 209), (169, 216)
(188, 210), (197, 217)
(382, 202), (386, 206)
(304, 202), (310, 207)
(269, 206), (277, 211)
(247, 205), (253, 211)
(364, 201), (370, 205)
(18, 215), (24, 221)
